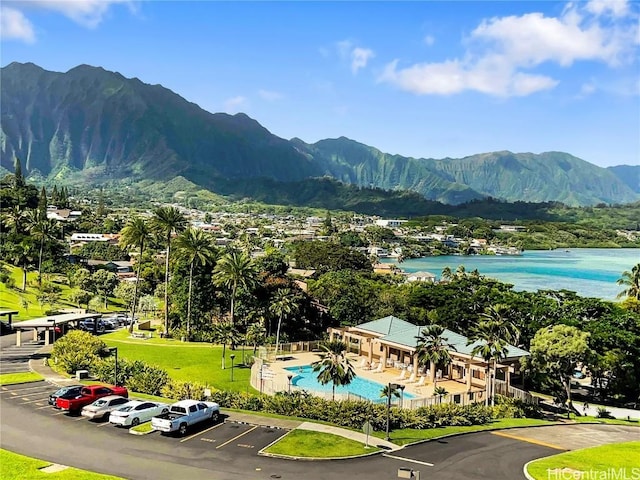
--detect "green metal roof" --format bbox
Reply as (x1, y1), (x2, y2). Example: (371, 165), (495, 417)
(355, 317), (529, 358)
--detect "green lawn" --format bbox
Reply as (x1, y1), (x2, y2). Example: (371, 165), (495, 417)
(373, 418), (558, 446)
(572, 415), (640, 426)
(0, 449), (123, 480)
(263, 430), (380, 457)
(101, 330), (255, 393)
(526, 441), (640, 480)
(0, 372), (44, 386)
(0, 263), (125, 321)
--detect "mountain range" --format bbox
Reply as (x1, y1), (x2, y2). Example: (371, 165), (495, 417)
(1, 62), (638, 208)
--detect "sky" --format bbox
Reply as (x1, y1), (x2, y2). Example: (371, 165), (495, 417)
(1, 1), (639, 168)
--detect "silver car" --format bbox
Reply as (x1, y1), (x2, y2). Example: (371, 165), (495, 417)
(81, 395), (130, 421)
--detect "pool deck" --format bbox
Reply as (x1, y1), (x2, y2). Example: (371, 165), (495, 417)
(268, 352), (470, 400)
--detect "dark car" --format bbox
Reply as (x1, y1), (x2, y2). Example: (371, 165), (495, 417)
(79, 319), (106, 334)
(49, 385), (84, 406)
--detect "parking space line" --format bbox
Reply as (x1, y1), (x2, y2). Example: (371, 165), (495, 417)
(50, 411), (67, 416)
(490, 431), (566, 451)
(382, 454), (434, 467)
(19, 398), (48, 404)
(97, 422), (113, 428)
(36, 405), (55, 410)
(216, 425), (257, 449)
(179, 422), (225, 443)
(0, 385), (48, 393)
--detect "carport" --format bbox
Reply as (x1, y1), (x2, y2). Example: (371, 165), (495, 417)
(12, 313), (102, 346)
(0, 309), (19, 328)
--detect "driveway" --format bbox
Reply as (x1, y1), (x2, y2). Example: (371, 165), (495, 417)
(1, 381), (637, 480)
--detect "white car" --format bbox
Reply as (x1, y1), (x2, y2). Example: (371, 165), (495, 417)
(81, 395), (130, 421)
(109, 400), (169, 427)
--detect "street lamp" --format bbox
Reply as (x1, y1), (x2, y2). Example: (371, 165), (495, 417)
(399, 384), (406, 409)
(385, 382), (401, 441)
(287, 373), (293, 394)
(230, 354), (236, 382)
(107, 347), (118, 386)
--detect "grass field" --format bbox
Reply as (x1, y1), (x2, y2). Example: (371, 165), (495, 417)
(526, 441), (640, 479)
(374, 418), (558, 446)
(0, 372), (44, 386)
(0, 263), (125, 321)
(101, 330), (255, 393)
(0, 449), (123, 480)
(263, 430), (380, 457)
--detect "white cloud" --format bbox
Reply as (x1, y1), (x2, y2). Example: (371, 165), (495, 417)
(423, 35), (435, 46)
(224, 96), (248, 113)
(379, 1), (638, 97)
(351, 47), (375, 74)
(0, 5), (35, 43)
(258, 89), (283, 102)
(335, 40), (375, 74)
(1, 0), (135, 42)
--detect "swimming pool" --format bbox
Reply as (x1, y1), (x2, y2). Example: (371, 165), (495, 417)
(285, 365), (416, 403)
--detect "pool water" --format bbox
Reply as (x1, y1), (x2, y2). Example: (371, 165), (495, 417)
(285, 365), (416, 403)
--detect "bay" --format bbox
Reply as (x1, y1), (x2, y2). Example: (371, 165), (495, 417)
(382, 248), (640, 301)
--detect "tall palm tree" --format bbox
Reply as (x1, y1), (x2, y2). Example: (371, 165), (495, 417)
(380, 384), (401, 405)
(617, 264), (640, 301)
(213, 321), (241, 369)
(246, 321), (267, 356)
(270, 288), (299, 357)
(175, 228), (216, 339)
(212, 249), (258, 327)
(312, 340), (356, 401)
(468, 318), (513, 406)
(415, 324), (456, 390)
(9, 240), (34, 291)
(151, 206), (187, 336)
(120, 217), (152, 333)
(25, 210), (58, 287)
(2, 206), (25, 234)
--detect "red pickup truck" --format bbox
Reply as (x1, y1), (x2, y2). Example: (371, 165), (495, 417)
(56, 385), (128, 412)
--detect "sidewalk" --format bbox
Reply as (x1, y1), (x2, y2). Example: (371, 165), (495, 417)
(28, 346), (399, 450)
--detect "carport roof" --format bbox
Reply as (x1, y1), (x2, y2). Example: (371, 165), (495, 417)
(13, 312), (101, 329)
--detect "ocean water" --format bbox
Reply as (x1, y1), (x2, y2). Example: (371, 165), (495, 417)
(383, 248), (640, 301)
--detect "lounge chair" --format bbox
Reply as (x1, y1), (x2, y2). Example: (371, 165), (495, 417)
(395, 369), (407, 381)
(403, 372), (417, 383)
(415, 375), (426, 388)
(357, 358), (368, 369)
(372, 363), (384, 374)
(367, 361), (379, 371)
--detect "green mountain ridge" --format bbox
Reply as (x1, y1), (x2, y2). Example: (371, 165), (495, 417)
(1, 62), (638, 208)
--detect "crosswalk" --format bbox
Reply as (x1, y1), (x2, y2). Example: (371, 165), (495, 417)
(0, 340), (45, 374)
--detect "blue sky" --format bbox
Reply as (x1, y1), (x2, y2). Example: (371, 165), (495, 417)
(2, 1), (639, 168)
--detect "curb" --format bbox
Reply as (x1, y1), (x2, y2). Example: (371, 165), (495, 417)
(129, 426), (155, 436)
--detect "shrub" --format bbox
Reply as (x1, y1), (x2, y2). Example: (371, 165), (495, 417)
(127, 366), (170, 396)
(50, 330), (107, 374)
(596, 407), (614, 419)
(161, 380), (209, 401)
(493, 395), (543, 419)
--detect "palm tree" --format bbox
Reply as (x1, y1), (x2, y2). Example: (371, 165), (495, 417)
(246, 321), (267, 356)
(9, 240), (34, 291)
(212, 321), (241, 369)
(312, 340), (356, 401)
(415, 324), (456, 390)
(175, 228), (216, 339)
(617, 264), (640, 301)
(212, 249), (258, 327)
(440, 266), (454, 282)
(2, 206), (25, 234)
(25, 211), (58, 287)
(270, 288), (299, 357)
(381, 384), (401, 405)
(468, 318), (512, 406)
(120, 217), (152, 333)
(434, 386), (449, 404)
(151, 206), (187, 336)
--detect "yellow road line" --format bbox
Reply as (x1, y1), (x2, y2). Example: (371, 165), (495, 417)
(216, 425), (257, 449)
(179, 422), (224, 443)
(491, 431), (567, 450)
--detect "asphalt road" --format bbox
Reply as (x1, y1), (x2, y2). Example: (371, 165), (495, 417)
(0, 381), (561, 480)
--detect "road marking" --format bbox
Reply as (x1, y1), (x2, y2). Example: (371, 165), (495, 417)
(216, 425), (258, 449)
(490, 431), (566, 451)
(237, 444), (254, 449)
(200, 438), (216, 443)
(19, 398), (48, 405)
(1, 385), (47, 393)
(50, 411), (67, 416)
(97, 422), (113, 428)
(179, 422), (224, 443)
(36, 405), (55, 410)
(382, 454), (434, 467)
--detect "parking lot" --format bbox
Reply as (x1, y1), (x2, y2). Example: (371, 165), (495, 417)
(0, 381), (290, 454)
